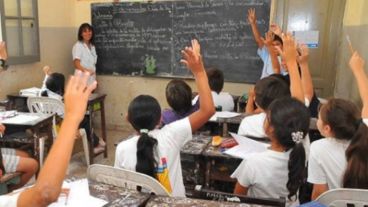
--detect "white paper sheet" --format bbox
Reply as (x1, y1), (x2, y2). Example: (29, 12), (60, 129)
(209, 111), (241, 122)
(224, 132), (269, 159)
(48, 179), (108, 207)
(1, 114), (40, 124)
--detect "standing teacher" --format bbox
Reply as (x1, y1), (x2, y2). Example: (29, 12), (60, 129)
(72, 23), (97, 85)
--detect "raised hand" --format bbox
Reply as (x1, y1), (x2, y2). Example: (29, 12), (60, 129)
(261, 31), (274, 47)
(349, 51), (365, 72)
(297, 43), (309, 65)
(247, 8), (256, 25)
(180, 39), (205, 75)
(43, 65), (52, 75)
(64, 71), (97, 123)
(276, 33), (298, 65)
(270, 23), (282, 36)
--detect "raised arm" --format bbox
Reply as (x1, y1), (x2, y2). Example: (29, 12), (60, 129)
(181, 39), (215, 132)
(297, 44), (314, 102)
(276, 34), (304, 103)
(247, 8), (264, 48)
(262, 31), (281, 74)
(18, 72), (97, 207)
(349, 51), (368, 118)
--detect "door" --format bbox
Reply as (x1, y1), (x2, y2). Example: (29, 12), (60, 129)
(272, 0), (346, 97)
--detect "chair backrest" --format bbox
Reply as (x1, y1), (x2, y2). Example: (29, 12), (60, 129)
(27, 96), (64, 116)
(87, 164), (171, 197)
(316, 188), (368, 207)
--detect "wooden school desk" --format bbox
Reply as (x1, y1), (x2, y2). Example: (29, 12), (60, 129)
(180, 135), (242, 194)
(1, 112), (53, 164)
(6, 93), (108, 164)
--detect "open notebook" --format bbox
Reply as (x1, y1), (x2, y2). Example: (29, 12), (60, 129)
(224, 132), (269, 159)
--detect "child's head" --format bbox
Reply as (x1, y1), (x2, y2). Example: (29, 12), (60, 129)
(165, 79), (192, 115)
(254, 76), (290, 110)
(318, 98), (368, 188)
(317, 98), (359, 139)
(46, 73), (65, 96)
(265, 97), (310, 200)
(272, 34), (283, 54)
(206, 67), (224, 94)
(128, 95), (161, 131)
(128, 95), (161, 178)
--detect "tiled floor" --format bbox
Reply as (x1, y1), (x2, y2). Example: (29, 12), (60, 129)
(67, 128), (133, 178)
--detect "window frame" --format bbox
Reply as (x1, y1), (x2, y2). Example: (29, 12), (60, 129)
(0, 0), (40, 64)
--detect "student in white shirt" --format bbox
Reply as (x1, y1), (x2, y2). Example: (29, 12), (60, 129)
(308, 51), (368, 199)
(114, 39), (215, 197)
(232, 97), (310, 205)
(72, 23), (97, 85)
(238, 34), (309, 138)
(206, 67), (234, 111)
(40, 66), (64, 101)
(0, 72), (97, 207)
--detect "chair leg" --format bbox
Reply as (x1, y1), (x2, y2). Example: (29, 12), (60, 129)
(39, 137), (45, 168)
(80, 129), (90, 166)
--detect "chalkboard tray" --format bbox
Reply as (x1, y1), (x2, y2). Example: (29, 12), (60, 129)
(92, 0), (270, 83)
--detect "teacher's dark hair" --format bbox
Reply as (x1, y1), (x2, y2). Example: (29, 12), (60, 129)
(78, 23), (95, 45)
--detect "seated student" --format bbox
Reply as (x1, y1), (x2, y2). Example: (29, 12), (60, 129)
(40, 66), (65, 101)
(206, 67), (234, 111)
(238, 76), (290, 137)
(238, 34), (306, 138)
(232, 97), (310, 206)
(0, 125), (38, 191)
(39, 66), (105, 153)
(0, 71), (96, 207)
(114, 39), (215, 197)
(161, 79), (199, 125)
(308, 51), (368, 199)
(248, 8), (285, 78)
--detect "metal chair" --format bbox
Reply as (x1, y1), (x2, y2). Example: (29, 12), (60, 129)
(27, 96), (90, 166)
(87, 164), (171, 196)
(316, 188), (368, 207)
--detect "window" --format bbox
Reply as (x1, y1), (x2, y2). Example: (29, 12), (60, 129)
(0, 0), (40, 64)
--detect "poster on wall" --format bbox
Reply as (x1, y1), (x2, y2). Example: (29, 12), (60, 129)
(292, 30), (319, 48)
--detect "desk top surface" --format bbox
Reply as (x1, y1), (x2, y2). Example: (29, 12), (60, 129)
(89, 179), (151, 206)
(1, 112), (53, 126)
(146, 195), (248, 207)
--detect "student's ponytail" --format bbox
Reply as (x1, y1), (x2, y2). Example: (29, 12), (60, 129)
(343, 120), (368, 189)
(127, 95), (162, 179)
(267, 97), (310, 200)
(136, 131), (158, 178)
(287, 141), (306, 200)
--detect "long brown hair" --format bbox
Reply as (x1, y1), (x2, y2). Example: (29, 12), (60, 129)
(319, 98), (368, 188)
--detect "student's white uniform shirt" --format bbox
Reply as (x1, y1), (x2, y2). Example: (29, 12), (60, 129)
(231, 149), (298, 206)
(192, 91), (234, 112)
(211, 91), (234, 111)
(72, 41), (97, 84)
(0, 192), (20, 207)
(114, 118), (192, 197)
(238, 112), (267, 138)
(307, 119), (368, 189)
(257, 46), (286, 79)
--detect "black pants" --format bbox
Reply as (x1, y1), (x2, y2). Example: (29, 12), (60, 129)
(79, 115), (99, 147)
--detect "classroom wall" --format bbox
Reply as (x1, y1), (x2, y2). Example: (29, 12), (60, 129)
(0, 0), (75, 101)
(73, 0), (252, 130)
(334, 0), (368, 105)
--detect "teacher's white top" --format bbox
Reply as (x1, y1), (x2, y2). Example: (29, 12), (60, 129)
(72, 41), (97, 84)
